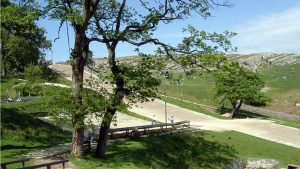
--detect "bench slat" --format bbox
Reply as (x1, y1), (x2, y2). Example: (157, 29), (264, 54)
(16, 160), (69, 169)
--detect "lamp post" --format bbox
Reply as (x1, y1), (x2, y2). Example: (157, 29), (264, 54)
(161, 69), (169, 126)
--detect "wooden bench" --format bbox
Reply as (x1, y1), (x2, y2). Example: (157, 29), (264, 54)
(16, 160), (69, 169)
(288, 164), (300, 169)
(1, 158), (30, 169)
(108, 120), (190, 139)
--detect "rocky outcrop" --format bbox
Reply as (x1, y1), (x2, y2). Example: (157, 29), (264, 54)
(228, 53), (300, 71)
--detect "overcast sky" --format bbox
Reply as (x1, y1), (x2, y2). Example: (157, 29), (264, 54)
(38, 0), (300, 62)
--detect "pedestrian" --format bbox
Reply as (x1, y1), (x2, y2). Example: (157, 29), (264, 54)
(152, 114), (157, 125)
(170, 116), (174, 124)
(88, 127), (95, 144)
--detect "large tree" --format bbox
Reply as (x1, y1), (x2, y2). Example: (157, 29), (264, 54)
(88, 0), (236, 157)
(1, 0), (51, 76)
(46, 0), (101, 157)
(214, 61), (270, 118)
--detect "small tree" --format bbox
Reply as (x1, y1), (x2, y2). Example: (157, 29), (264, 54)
(214, 61), (270, 118)
(24, 64), (45, 84)
(14, 64), (45, 97)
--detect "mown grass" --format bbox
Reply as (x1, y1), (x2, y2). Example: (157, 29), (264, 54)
(270, 118), (300, 129)
(0, 107), (71, 166)
(1, 99), (47, 113)
(159, 74), (218, 107)
(164, 96), (227, 119)
(71, 131), (300, 169)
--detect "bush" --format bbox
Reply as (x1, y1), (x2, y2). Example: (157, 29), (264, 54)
(24, 64), (44, 83)
(14, 83), (44, 96)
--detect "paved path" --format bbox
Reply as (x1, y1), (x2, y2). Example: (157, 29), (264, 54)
(130, 99), (300, 149)
(51, 64), (300, 149)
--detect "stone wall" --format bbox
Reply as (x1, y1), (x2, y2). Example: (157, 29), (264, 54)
(241, 105), (300, 121)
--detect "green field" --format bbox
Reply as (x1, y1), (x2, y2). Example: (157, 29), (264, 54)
(159, 63), (300, 115)
(261, 63), (300, 114)
(71, 131), (300, 169)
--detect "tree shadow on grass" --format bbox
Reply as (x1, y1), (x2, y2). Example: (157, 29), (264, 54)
(1, 108), (71, 146)
(86, 132), (237, 169)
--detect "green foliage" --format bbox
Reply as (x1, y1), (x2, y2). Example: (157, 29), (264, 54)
(214, 61), (270, 107)
(43, 86), (105, 129)
(13, 64), (45, 96)
(24, 64), (45, 83)
(14, 83), (43, 96)
(1, 0), (51, 74)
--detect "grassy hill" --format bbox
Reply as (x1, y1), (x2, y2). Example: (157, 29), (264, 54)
(158, 62), (300, 115)
(0, 106), (71, 164)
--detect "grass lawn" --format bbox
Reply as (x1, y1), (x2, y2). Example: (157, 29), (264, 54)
(1, 99), (47, 113)
(165, 96), (227, 119)
(71, 131), (300, 169)
(271, 118), (300, 129)
(0, 107), (71, 167)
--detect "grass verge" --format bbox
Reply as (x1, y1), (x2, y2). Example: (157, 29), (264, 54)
(71, 130), (300, 169)
(120, 109), (153, 122)
(165, 96), (227, 119)
(270, 118), (300, 129)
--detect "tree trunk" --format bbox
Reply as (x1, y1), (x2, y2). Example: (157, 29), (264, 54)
(95, 45), (125, 158)
(66, 0), (100, 158)
(95, 109), (116, 157)
(72, 127), (85, 157)
(70, 30), (87, 157)
(229, 99), (243, 118)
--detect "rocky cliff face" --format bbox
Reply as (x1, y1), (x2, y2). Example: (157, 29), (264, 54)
(228, 53), (300, 71)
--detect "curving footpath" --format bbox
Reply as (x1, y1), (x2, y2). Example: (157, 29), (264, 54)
(50, 64), (300, 149)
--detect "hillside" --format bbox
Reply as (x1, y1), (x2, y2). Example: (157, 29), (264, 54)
(92, 53), (300, 69)
(91, 53), (300, 115)
(228, 53), (300, 71)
